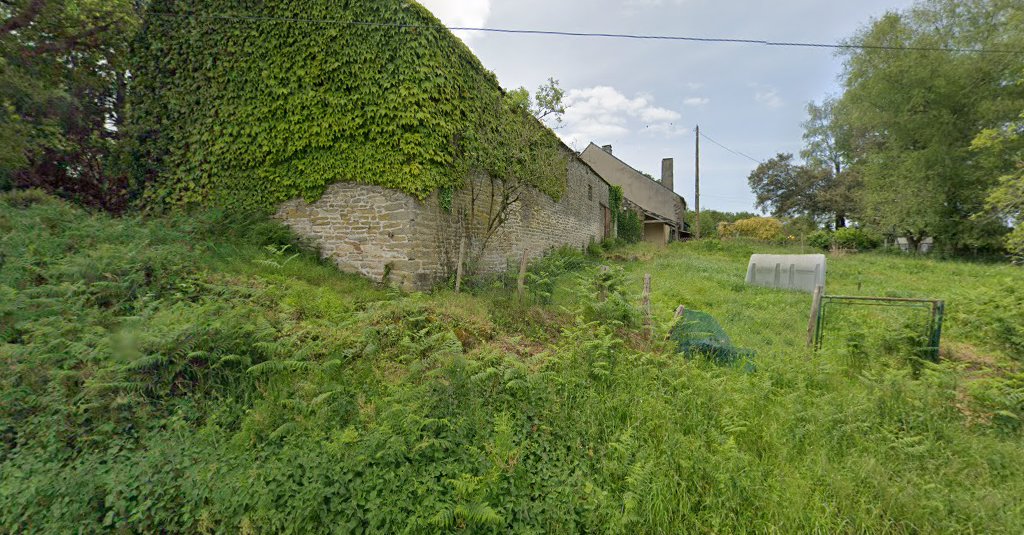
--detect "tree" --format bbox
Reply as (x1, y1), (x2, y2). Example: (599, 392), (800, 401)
(506, 78), (567, 129)
(0, 0), (141, 209)
(454, 80), (568, 274)
(747, 153), (823, 220)
(801, 99), (860, 228)
(973, 109), (1024, 259)
(834, 0), (1024, 252)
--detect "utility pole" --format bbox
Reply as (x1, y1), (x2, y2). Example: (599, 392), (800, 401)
(695, 124), (701, 240)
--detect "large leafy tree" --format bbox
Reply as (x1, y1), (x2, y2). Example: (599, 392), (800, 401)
(973, 106), (1024, 260)
(835, 0), (1024, 252)
(747, 153), (824, 220)
(0, 0), (140, 209)
(747, 152), (855, 229)
(801, 99), (861, 229)
(749, 101), (862, 229)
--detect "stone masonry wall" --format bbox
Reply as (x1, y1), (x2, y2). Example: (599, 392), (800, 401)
(276, 154), (610, 290)
(422, 156), (610, 278)
(276, 183), (434, 289)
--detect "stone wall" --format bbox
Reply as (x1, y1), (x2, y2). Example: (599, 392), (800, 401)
(276, 154), (610, 290)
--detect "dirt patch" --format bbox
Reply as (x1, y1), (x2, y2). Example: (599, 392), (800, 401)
(942, 342), (1002, 373)
(605, 252), (653, 263)
(953, 388), (993, 427)
(491, 337), (548, 364)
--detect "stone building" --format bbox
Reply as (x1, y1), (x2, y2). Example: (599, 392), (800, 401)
(579, 143), (688, 244)
(136, 0), (615, 290)
(277, 147), (611, 290)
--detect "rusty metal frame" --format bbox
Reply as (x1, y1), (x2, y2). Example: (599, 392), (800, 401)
(813, 295), (945, 362)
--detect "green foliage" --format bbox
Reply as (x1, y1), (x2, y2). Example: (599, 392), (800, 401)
(617, 209), (643, 244)
(807, 230), (833, 250)
(972, 108), (1024, 260)
(573, 266), (641, 327)
(835, 0), (1024, 252)
(1, 0), (141, 211)
(129, 0), (567, 210)
(968, 371), (1024, 433)
(833, 227), (881, 251)
(608, 185), (623, 221)
(800, 99), (861, 228)
(808, 227), (882, 251)
(683, 209), (758, 239)
(3, 195), (1024, 533)
(718, 217), (784, 242)
(747, 153), (828, 220)
(523, 246), (587, 304)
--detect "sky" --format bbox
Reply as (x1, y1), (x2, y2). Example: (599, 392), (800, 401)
(418, 0), (917, 213)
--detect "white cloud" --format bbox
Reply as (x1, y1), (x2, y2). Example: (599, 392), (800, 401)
(559, 86), (685, 147)
(754, 88), (783, 109)
(683, 97), (710, 106)
(417, 0), (491, 44)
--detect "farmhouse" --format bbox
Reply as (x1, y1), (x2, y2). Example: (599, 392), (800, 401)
(579, 143), (688, 244)
(131, 0), (611, 290)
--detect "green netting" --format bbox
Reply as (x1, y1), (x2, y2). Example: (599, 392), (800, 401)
(669, 309), (756, 368)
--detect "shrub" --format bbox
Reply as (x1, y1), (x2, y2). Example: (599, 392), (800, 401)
(809, 228), (882, 251)
(808, 230), (833, 250)
(1, 188), (54, 208)
(523, 246), (588, 303)
(574, 265), (640, 327)
(833, 227), (881, 251)
(617, 209), (643, 243)
(684, 210), (758, 239)
(718, 217), (783, 241)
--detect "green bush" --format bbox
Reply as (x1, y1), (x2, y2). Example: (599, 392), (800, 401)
(808, 230), (833, 250)
(617, 210), (643, 243)
(834, 227), (882, 251)
(523, 246), (588, 304)
(574, 265), (641, 327)
(809, 228), (882, 251)
(718, 217), (784, 241)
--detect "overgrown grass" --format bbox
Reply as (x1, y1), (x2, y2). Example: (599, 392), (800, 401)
(1, 193), (1022, 533)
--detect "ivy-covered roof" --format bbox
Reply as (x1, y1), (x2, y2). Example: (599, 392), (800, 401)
(129, 0), (567, 210)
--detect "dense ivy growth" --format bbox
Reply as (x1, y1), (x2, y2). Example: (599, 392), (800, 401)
(129, 0), (567, 210)
(617, 210), (643, 244)
(608, 185), (622, 224)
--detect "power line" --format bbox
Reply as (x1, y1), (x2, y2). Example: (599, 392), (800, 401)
(145, 12), (1024, 55)
(698, 132), (764, 165)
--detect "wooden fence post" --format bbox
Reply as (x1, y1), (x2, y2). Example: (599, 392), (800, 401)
(455, 236), (466, 293)
(642, 273), (652, 339)
(517, 250), (528, 298)
(807, 284), (823, 348)
(669, 304), (686, 340)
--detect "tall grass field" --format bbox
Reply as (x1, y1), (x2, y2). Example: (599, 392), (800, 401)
(2, 191), (1022, 533)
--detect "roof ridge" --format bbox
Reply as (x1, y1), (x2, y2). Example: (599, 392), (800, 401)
(582, 143), (684, 200)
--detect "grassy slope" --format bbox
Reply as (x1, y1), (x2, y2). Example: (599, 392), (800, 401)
(600, 240), (1023, 363)
(1, 192), (1022, 533)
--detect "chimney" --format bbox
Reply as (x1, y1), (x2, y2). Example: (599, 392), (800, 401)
(601, 144), (613, 155)
(661, 158), (674, 192)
